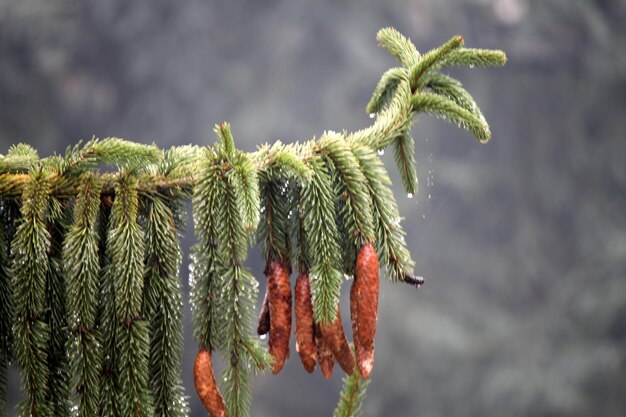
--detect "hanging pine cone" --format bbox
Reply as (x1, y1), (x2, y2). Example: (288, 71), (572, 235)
(294, 273), (317, 373)
(315, 324), (336, 379)
(319, 307), (355, 375)
(351, 242), (380, 378)
(194, 347), (228, 417)
(266, 260), (292, 374)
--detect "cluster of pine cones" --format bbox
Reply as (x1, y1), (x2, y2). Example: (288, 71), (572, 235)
(194, 243), (380, 417)
(263, 243), (379, 379)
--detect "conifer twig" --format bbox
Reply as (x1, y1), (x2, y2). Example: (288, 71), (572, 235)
(0, 27), (505, 417)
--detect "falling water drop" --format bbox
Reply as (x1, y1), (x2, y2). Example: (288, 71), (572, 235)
(407, 193), (414, 199)
(378, 149), (384, 156)
(369, 113), (376, 119)
(260, 334), (267, 340)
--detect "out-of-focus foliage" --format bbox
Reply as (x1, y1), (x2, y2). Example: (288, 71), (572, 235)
(1, 1), (624, 417)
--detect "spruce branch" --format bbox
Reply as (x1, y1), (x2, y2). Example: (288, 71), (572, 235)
(348, 74), (414, 151)
(326, 154), (358, 276)
(0, 200), (17, 359)
(0, 26), (505, 417)
(301, 155), (343, 324)
(366, 67), (406, 115)
(215, 123), (236, 159)
(157, 145), (202, 181)
(191, 149), (222, 351)
(142, 195), (189, 417)
(0, 200), (17, 417)
(411, 91), (491, 142)
(426, 73), (486, 123)
(255, 141), (312, 181)
(0, 144), (39, 174)
(291, 186), (311, 275)
(349, 142), (415, 282)
(257, 141), (310, 267)
(192, 132), (270, 417)
(46, 220), (71, 417)
(64, 175), (103, 417)
(97, 204), (119, 417)
(215, 172), (265, 417)
(11, 169), (52, 417)
(332, 365), (370, 417)
(258, 178), (293, 265)
(318, 131), (375, 246)
(0, 172), (195, 199)
(377, 27), (420, 67)
(441, 48), (507, 68)
(107, 173), (152, 417)
(231, 151), (261, 235)
(408, 35), (464, 92)
(392, 131), (419, 196)
(60, 137), (163, 175)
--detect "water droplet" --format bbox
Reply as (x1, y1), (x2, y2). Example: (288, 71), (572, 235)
(369, 113), (376, 119)
(260, 333), (267, 340)
(422, 214), (426, 219)
(469, 64), (475, 69)
(377, 149), (384, 156)
(428, 194), (431, 199)
(407, 193), (414, 199)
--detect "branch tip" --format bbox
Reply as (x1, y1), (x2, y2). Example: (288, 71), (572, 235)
(403, 274), (425, 288)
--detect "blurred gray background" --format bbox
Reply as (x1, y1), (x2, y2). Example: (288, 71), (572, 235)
(1, 0), (625, 416)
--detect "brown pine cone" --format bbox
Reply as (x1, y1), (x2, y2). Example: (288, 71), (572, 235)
(352, 242), (380, 378)
(319, 308), (355, 375)
(194, 347), (228, 417)
(315, 324), (335, 379)
(257, 285), (270, 336)
(350, 281), (369, 378)
(294, 273), (317, 373)
(267, 260), (292, 374)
